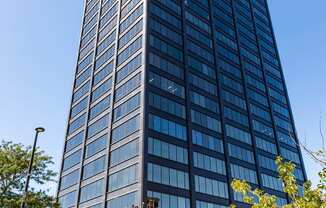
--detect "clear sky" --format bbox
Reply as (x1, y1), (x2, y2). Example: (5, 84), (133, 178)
(0, 0), (325, 195)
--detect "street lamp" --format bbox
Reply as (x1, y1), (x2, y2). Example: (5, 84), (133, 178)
(21, 127), (45, 208)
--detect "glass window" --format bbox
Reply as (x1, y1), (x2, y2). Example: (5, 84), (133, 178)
(112, 115), (140, 143)
(93, 61), (114, 85)
(189, 91), (219, 113)
(189, 73), (217, 95)
(191, 110), (221, 132)
(228, 144), (255, 164)
(88, 203), (104, 208)
(97, 30), (116, 56)
(107, 191), (138, 208)
(147, 191), (190, 208)
(83, 156), (106, 179)
(63, 149), (82, 171)
(222, 90), (246, 110)
(250, 103), (271, 122)
(120, 4), (143, 33)
(154, 0), (181, 15)
(73, 81), (91, 104)
(187, 41), (214, 63)
(68, 114), (87, 135)
(111, 139), (139, 166)
(75, 66), (92, 88)
(194, 175), (228, 198)
(77, 52), (94, 74)
(95, 45), (115, 70)
(65, 131), (84, 152)
(109, 164), (138, 192)
(59, 191), (77, 208)
(148, 114), (187, 141)
(186, 25), (212, 48)
(224, 107), (249, 127)
(274, 116), (293, 132)
(148, 72), (185, 98)
(185, 11), (210, 33)
(147, 163), (189, 190)
(187, 56), (215, 79)
(121, 0), (141, 18)
(149, 92), (186, 118)
(60, 170), (80, 190)
(116, 54), (142, 83)
(261, 174), (283, 191)
(148, 137), (188, 164)
(219, 59), (241, 78)
(196, 200), (228, 208)
(71, 97), (88, 119)
(192, 130), (224, 153)
(277, 131), (296, 147)
(150, 18), (182, 45)
(85, 134), (108, 158)
(252, 119), (274, 138)
(115, 73), (141, 101)
(248, 89), (268, 106)
(225, 124), (252, 145)
(193, 152), (226, 175)
(258, 154), (277, 171)
(113, 94), (140, 121)
(101, 0), (117, 16)
(89, 96), (111, 120)
(119, 19), (143, 49)
(221, 75), (243, 93)
(255, 136), (277, 154)
(80, 179), (105, 203)
(149, 35), (183, 61)
(82, 14), (98, 36)
(230, 163), (258, 184)
(117, 36), (142, 65)
(149, 52), (184, 80)
(150, 3), (181, 29)
(98, 16), (117, 42)
(99, 3), (118, 29)
(280, 147), (300, 164)
(91, 78), (112, 102)
(87, 114), (110, 138)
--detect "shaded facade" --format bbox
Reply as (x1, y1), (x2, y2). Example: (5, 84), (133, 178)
(57, 0), (307, 207)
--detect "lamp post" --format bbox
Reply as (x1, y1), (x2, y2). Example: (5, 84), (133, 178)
(21, 127), (45, 208)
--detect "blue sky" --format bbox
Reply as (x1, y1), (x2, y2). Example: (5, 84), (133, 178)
(0, 0), (325, 195)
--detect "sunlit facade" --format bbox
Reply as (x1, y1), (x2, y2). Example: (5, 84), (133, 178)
(57, 0), (306, 207)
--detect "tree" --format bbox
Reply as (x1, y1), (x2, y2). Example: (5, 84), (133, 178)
(231, 120), (326, 207)
(231, 157), (326, 207)
(0, 140), (60, 207)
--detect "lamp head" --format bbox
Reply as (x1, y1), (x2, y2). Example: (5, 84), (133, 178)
(35, 127), (45, 133)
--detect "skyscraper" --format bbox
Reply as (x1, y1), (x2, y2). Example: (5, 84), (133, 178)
(57, 0), (307, 207)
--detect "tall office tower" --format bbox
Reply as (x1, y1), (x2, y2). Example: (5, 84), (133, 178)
(57, 0), (307, 207)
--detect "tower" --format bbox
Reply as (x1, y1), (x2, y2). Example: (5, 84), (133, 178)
(58, 0), (306, 207)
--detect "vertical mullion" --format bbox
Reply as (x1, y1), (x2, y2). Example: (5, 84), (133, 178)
(75, 0), (103, 207)
(229, 0), (264, 195)
(208, 0), (235, 205)
(103, 0), (122, 205)
(180, 2), (196, 207)
(248, 0), (293, 202)
(140, 0), (149, 205)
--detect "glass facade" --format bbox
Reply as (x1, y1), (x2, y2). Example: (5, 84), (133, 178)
(58, 0), (306, 207)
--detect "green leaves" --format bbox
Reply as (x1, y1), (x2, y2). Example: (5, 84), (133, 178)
(0, 140), (58, 207)
(230, 179), (277, 208)
(231, 156), (326, 208)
